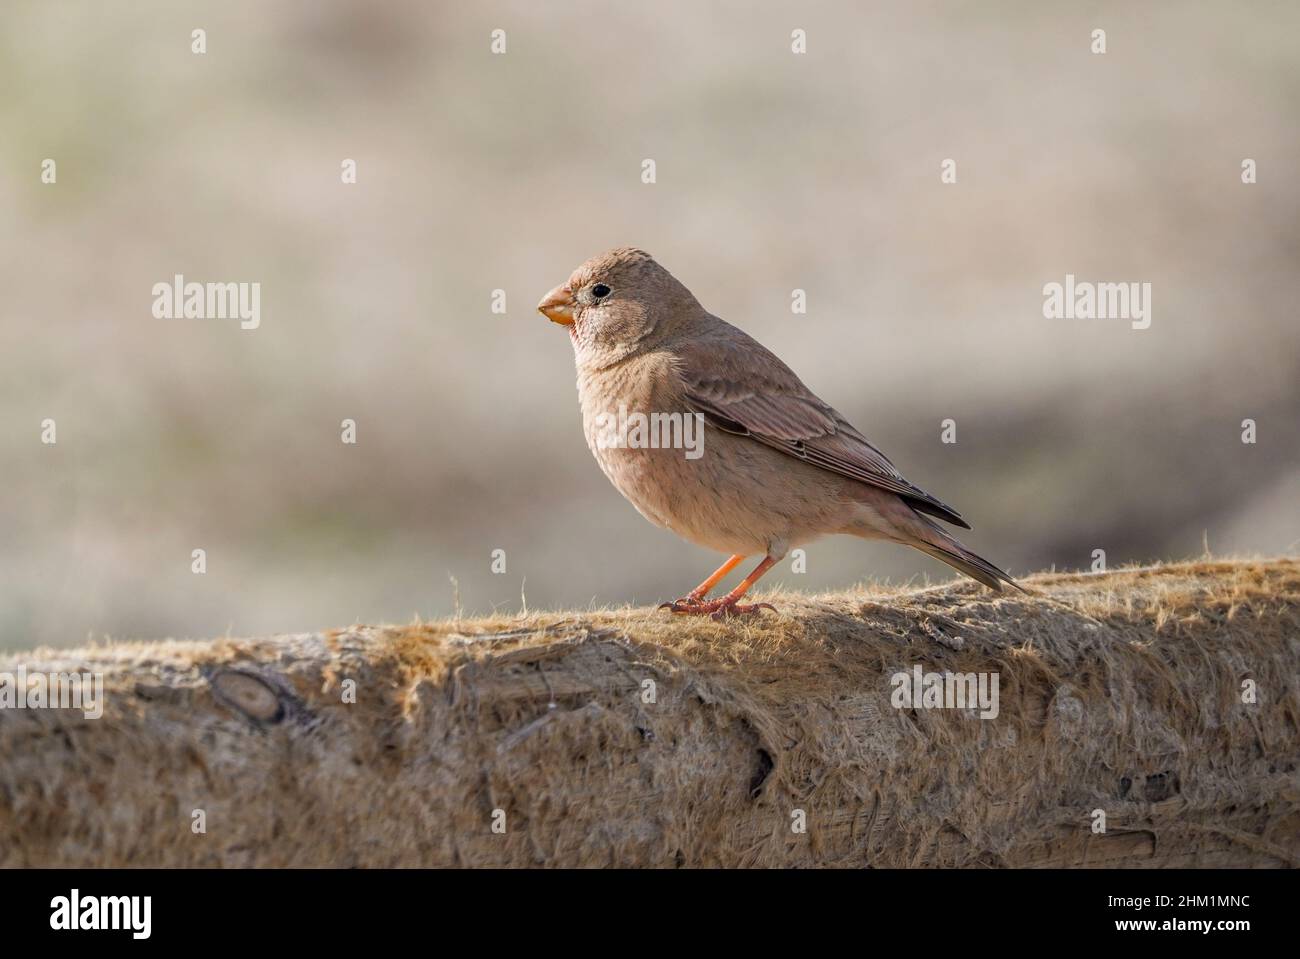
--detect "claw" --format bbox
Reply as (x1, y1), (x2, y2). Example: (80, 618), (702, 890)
(659, 595), (706, 613)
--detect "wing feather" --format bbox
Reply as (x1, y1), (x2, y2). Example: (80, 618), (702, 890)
(677, 327), (971, 529)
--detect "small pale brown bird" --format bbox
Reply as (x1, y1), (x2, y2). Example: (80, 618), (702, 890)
(538, 247), (1020, 619)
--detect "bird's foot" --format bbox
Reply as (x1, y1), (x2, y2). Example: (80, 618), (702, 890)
(708, 600), (777, 622)
(658, 594), (708, 612)
(659, 596), (777, 621)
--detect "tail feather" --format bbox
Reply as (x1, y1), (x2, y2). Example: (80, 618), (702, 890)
(915, 542), (1023, 592)
(846, 487), (1023, 592)
(910, 520), (1023, 593)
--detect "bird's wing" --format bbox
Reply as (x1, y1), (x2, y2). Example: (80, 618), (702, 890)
(674, 326), (971, 529)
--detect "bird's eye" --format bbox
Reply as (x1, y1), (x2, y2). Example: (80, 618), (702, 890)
(591, 283), (611, 299)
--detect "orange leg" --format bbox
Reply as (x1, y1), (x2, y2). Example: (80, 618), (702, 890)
(658, 554), (743, 610)
(661, 555), (779, 620)
(687, 554), (744, 602)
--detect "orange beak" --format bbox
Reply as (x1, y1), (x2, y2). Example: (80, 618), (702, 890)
(537, 284), (576, 326)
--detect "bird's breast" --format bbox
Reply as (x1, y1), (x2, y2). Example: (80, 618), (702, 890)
(575, 360), (704, 528)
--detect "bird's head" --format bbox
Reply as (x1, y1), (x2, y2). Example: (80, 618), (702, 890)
(537, 247), (696, 357)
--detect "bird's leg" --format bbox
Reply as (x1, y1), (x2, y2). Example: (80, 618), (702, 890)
(687, 554), (745, 603)
(661, 556), (778, 620)
(659, 554), (744, 609)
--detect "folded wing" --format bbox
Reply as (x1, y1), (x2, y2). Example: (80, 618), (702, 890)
(675, 325), (971, 530)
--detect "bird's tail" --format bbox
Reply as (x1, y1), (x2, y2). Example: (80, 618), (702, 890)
(908, 519), (1024, 593)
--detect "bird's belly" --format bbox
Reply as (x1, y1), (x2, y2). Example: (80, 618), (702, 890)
(586, 426), (850, 556)
(588, 440), (703, 532)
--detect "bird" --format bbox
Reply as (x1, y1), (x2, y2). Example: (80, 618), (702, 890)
(537, 247), (1021, 620)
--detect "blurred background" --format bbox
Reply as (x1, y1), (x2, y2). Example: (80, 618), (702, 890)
(2, 1), (1297, 649)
